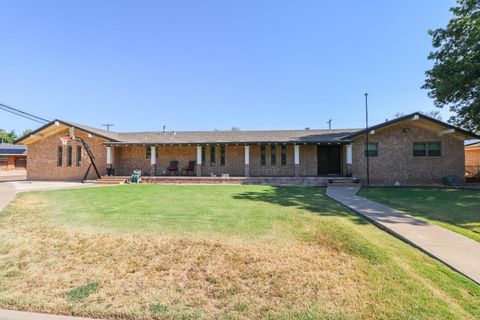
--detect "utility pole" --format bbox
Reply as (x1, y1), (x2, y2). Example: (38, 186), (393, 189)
(327, 119), (332, 130)
(102, 124), (114, 132)
(365, 93), (370, 187)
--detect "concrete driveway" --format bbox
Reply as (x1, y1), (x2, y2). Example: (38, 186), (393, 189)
(0, 180), (103, 212)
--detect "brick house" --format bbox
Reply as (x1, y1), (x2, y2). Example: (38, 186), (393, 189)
(15, 113), (480, 185)
(0, 143), (27, 170)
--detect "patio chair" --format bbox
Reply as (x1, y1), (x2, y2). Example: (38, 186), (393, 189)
(166, 160), (179, 175)
(181, 160), (196, 176)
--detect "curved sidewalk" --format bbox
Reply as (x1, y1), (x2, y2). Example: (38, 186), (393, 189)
(326, 186), (480, 285)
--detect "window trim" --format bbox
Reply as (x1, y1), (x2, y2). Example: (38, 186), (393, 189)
(413, 142), (442, 157)
(201, 146), (206, 165)
(220, 145), (226, 167)
(146, 147), (151, 159)
(280, 145), (287, 166)
(66, 145), (73, 167)
(364, 143), (379, 157)
(260, 145), (266, 166)
(57, 145), (63, 167)
(270, 145), (277, 167)
(210, 146), (216, 167)
(76, 145), (82, 167)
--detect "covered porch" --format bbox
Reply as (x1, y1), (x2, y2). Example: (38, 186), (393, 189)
(104, 142), (354, 178)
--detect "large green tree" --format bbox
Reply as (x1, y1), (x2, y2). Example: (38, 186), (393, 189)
(423, 0), (480, 132)
(0, 129), (17, 143)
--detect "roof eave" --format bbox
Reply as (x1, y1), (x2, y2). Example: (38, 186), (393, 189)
(343, 113), (480, 140)
(14, 119), (120, 144)
(103, 139), (353, 146)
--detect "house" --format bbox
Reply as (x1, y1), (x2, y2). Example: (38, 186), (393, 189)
(14, 112), (480, 185)
(465, 141), (480, 179)
(0, 143), (27, 170)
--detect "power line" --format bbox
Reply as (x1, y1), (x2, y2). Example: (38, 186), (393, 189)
(0, 103), (50, 124)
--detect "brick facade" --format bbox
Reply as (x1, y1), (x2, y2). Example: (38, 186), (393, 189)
(27, 129), (108, 180)
(351, 121), (465, 184)
(21, 116), (473, 185)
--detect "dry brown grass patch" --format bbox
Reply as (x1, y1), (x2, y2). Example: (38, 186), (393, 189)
(0, 193), (370, 319)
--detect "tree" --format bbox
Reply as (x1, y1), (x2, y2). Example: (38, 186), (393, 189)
(0, 129), (17, 143)
(422, 110), (442, 121)
(21, 129), (33, 137)
(423, 0), (480, 132)
(393, 110), (442, 120)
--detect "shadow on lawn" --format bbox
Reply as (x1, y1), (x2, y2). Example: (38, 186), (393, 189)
(233, 186), (369, 225)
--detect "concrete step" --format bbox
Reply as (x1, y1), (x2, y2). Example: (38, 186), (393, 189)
(94, 177), (126, 184)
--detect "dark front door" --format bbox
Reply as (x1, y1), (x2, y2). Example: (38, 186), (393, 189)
(317, 146), (341, 175)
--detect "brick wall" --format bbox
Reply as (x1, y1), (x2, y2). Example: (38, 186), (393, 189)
(200, 145), (245, 176)
(249, 145), (296, 176)
(113, 144), (320, 177)
(351, 122), (466, 184)
(27, 129), (108, 180)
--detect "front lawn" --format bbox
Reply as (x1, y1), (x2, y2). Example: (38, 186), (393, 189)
(359, 187), (480, 242)
(0, 185), (479, 319)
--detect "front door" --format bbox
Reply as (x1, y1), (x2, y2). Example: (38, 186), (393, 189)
(317, 146), (341, 175)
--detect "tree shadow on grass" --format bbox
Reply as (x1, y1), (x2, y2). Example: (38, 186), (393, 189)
(232, 186), (369, 225)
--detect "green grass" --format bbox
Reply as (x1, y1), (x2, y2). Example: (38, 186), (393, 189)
(66, 282), (100, 302)
(359, 187), (480, 242)
(0, 185), (479, 319)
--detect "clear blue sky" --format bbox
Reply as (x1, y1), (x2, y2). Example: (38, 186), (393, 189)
(0, 0), (455, 134)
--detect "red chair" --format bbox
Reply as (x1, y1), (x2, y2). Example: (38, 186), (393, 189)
(166, 160), (179, 175)
(181, 160), (196, 176)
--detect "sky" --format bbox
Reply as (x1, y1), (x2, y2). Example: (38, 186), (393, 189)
(0, 0), (456, 134)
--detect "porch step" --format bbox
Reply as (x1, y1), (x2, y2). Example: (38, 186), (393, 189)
(94, 176), (127, 185)
(326, 178), (359, 187)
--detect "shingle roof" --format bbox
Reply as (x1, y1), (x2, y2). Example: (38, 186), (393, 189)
(0, 143), (27, 155)
(110, 129), (359, 145)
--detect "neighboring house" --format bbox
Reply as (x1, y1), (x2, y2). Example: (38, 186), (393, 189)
(14, 112), (480, 185)
(0, 143), (27, 170)
(465, 141), (480, 179)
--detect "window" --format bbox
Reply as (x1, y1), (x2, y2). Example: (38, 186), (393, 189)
(57, 146), (63, 167)
(413, 142), (441, 157)
(146, 147), (151, 159)
(210, 146), (216, 166)
(201, 146), (206, 165)
(66, 145), (72, 167)
(260, 145), (266, 166)
(220, 146), (226, 166)
(364, 143), (378, 157)
(413, 143), (426, 157)
(0, 156), (7, 165)
(76, 146), (82, 167)
(427, 142), (441, 156)
(271, 145), (277, 167)
(281, 145), (287, 166)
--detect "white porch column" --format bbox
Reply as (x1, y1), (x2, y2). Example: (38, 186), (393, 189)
(106, 147), (112, 165)
(346, 144), (352, 164)
(244, 145), (250, 177)
(196, 146), (202, 176)
(294, 144), (300, 177)
(150, 146), (157, 176)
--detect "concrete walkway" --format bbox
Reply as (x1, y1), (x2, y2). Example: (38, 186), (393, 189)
(326, 186), (480, 285)
(0, 183), (16, 212)
(0, 309), (99, 320)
